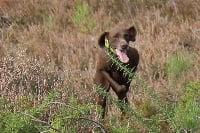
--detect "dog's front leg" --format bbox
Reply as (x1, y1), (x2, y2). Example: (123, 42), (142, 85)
(101, 71), (126, 93)
(102, 71), (129, 117)
(94, 71), (110, 118)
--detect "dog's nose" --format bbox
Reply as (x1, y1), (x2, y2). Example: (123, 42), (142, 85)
(121, 44), (128, 50)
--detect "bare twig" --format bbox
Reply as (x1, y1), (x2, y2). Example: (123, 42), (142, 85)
(20, 112), (61, 133)
(50, 101), (107, 132)
(63, 116), (107, 133)
(49, 101), (85, 115)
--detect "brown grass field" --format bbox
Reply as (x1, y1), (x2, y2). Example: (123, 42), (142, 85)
(0, 0), (199, 132)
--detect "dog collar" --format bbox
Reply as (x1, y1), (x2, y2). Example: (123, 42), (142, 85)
(105, 38), (114, 53)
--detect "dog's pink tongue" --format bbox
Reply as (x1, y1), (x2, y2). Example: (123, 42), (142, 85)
(115, 49), (129, 63)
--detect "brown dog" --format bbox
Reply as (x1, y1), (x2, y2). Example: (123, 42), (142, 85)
(94, 25), (139, 118)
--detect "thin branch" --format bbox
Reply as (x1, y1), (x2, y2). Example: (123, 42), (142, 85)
(50, 102), (107, 132)
(20, 112), (61, 133)
(63, 116), (107, 133)
(49, 101), (85, 115)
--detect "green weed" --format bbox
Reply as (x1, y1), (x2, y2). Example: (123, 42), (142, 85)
(173, 81), (200, 132)
(165, 53), (190, 80)
(44, 16), (55, 28)
(71, 3), (95, 33)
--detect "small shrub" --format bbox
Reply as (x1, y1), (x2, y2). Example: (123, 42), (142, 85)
(0, 110), (39, 133)
(50, 94), (98, 132)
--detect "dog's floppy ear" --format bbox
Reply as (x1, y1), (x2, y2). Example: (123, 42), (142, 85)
(126, 26), (137, 42)
(98, 32), (109, 48)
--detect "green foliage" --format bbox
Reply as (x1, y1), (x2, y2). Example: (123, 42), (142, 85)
(0, 112), (38, 133)
(0, 90), (104, 133)
(139, 100), (157, 118)
(183, 81), (200, 101)
(165, 53), (190, 78)
(93, 85), (159, 132)
(109, 117), (136, 133)
(72, 3), (95, 33)
(173, 81), (200, 132)
(174, 100), (200, 132)
(0, 91), (59, 133)
(50, 94), (97, 132)
(1, 47), (197, 132)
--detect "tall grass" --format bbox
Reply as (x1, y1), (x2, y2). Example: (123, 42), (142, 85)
(0, 0), (199, 132)
(71, 2), (95, 33)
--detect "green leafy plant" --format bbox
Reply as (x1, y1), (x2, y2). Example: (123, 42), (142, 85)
(0, 89), (106, 133)
(0, 112), (39, 133)
(49, 93), (104, 133)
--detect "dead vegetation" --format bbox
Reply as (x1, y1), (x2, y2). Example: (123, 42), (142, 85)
(0, 0), (199, 132)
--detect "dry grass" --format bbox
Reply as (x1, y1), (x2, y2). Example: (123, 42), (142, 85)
(0, 0), (199, 132)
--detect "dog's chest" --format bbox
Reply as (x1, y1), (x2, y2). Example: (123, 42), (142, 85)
(110, 70), (128, 84)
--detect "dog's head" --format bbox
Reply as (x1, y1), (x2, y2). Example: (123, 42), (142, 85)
(98, 26), (136, 63)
